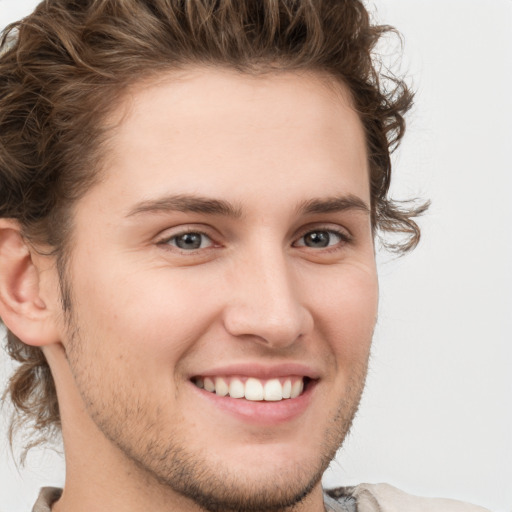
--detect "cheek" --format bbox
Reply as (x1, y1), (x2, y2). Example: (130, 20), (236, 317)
(69, 263), (222, 372)
(312, 267), (378, 361)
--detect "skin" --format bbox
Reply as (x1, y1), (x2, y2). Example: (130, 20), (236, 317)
(1, 68), (378, 512)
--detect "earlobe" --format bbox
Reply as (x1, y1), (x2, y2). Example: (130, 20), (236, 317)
(0, 220), (61, 347)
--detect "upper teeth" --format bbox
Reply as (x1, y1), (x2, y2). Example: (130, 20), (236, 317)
(194, 376), (304, 401)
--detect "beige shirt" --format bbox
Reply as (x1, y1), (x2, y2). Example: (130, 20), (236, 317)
(32, 484), (491, 512)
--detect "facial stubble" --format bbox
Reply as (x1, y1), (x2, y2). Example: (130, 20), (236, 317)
(62, 276), (369, 512)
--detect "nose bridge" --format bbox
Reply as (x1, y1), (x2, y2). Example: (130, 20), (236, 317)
(223, 242), (312, 347)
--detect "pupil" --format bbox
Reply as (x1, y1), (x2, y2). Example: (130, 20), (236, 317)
(176, 233), (202, 249)
(305, 231), (329, 248)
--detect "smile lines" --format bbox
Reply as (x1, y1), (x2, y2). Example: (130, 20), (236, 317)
(193, 376), (306, 401)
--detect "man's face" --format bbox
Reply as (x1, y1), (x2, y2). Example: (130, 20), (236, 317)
(57, 69), (378, 511)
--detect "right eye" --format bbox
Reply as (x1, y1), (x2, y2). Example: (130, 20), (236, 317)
(162, 231), (214, 251)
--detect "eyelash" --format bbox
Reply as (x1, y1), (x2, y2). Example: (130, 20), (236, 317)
(157, 226), (352, 253)
(293, 227), (352, 251)
(157, 229), (216, 252)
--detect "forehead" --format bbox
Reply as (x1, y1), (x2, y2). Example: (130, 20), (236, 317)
(87, 68), (369, 216)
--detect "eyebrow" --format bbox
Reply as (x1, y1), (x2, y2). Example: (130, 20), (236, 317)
(297, 195), (370, 216)
(126, 194), (243, 218)
(126, 193), (370, 218)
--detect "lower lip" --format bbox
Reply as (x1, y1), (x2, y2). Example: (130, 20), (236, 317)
(190, 380), (316, 426)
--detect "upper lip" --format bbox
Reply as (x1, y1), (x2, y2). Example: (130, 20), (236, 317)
(190, 362), (321, 380)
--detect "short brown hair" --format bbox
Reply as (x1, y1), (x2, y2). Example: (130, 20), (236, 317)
(0, 0), (426, 450)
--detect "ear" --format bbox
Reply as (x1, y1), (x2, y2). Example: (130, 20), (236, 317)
(0, 219), (61, 347)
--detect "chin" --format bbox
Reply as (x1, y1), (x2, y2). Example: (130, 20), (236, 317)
(118, 420), (342, 512)
(155, 451), (328, 512)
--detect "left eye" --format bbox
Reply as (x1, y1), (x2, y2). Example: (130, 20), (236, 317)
(165, 232), (213, 250)
(295, 230), (345, 249)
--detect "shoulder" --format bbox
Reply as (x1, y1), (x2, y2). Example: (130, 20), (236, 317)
(32, 488), (62, 512)
(325, 483), (492, 512)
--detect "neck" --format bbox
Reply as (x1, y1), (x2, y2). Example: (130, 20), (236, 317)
(53, 446), (326, 512)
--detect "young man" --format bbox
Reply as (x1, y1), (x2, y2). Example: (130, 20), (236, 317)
(0, 1), (491, 511)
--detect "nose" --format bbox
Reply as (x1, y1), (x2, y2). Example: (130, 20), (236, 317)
(222, 249), (314, 348)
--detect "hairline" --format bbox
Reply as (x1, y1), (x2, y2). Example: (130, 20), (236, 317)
(54, 63), (371, 257)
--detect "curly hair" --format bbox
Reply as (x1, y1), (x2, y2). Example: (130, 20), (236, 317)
(0, 0), (427, 450)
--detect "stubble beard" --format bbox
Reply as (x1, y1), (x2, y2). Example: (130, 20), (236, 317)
(64, 311), (369, 512)
(127, 388), (364, 512)
(106, 389), (365, 512)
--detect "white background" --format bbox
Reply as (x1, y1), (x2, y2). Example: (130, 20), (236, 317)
(0, 0), (511, 511)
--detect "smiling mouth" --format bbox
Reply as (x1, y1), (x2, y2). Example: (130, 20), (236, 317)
(192, 376), (311, 402)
